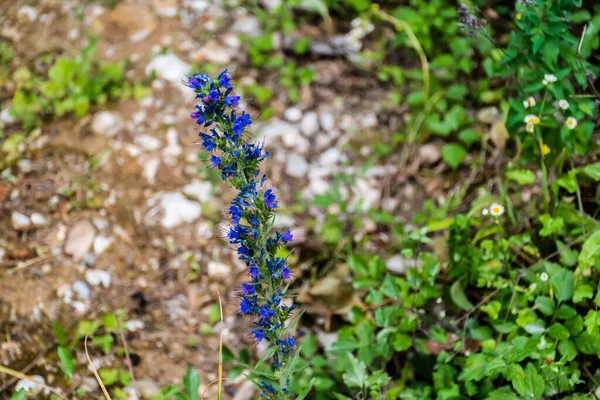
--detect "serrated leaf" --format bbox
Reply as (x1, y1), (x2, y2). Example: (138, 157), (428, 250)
(550, 268), (574, 303)
(450, 280), (473, 311)
(574, 284), (594, 303)
(342, 354), (367, 389)
(508, 363), (544, 399)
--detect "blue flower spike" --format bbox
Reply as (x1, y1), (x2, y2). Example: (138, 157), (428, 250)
(185, 69), (299, 398)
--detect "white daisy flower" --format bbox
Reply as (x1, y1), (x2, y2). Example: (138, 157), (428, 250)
(526, 123), (535, 133)
(489, 203), (505, 217)
(542, 79), (548, 85)
(558, 99), (569, 110)
(544, 73), (557, 83)
(523, 97), (536, 108)
(566, 117), (577, 129)
(524, 114), (540, 125)
(540, 272), (549, 282)
(482, 208), (489, 216)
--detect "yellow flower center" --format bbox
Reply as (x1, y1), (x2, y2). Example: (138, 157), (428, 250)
(516, 13), (522, 20)
(492, 207), (500, 214)
(568, 120), (574, 127)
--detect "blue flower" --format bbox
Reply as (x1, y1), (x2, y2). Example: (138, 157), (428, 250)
(264, 189), (278, 210)
(281, 268), (291, 280)
(199, 133), (216, 151)
(225, 95), (240, 107)
(229, 205), (242, 224)
(210, 155), (221, 168)
(232, 111), (252, 136)
(240, 297), (255, 314)
(187, 73), (209, 89)
(252, 328), (265, 342)
(259, 304), (275, 321)
(208, 89), (220, 101)
(242, 283), (255, 295)
(280, 230), (293, 244)
(249, 264), (260, 279)
(219, 70), (232, 89)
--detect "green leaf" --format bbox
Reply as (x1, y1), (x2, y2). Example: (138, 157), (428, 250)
(54, 322), (67, 347)
(342, 354), (368, 389)
(584, 310), (600, 335)
(574, 284), (594, 303)
(296, 377), (316, 400)
(183, 365), (200, 400)
(506, 169), (536, 185)
(538, 214), (564, 237)
(578, 230), (600, 272)
(550, 268), (574, 303)
(99, 368), (119, 386)
(557, 340), (578, 361)
(507, 363), (544, 400)
(450, 280), (473, 311)
(297, 0), (328, 16)
(10, 390), (26, 400)
(442, 143), (467, 169)
(548, 323), (570, 340)
(486, 387), (520, 400)
(58, 346), (76, 378)
(92, 333), (115, 354)
(581, 164), (600, 180)
(534, 296), (555, 316)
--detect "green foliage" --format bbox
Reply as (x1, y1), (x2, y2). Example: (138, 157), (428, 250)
(7, 37), (147, 131)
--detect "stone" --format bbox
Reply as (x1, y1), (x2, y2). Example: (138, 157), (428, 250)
(80, 377), (99, 393)
(230, 15), (261, 37)
(131, 380), (161, 399)
(283, 107), (302, 122)
(153, 192), (202, 228)
(300, 111), (319, 137)
(135, 134), (162, 151)
(86, 269), (112, 288)
(17, 159), (33, 172)
(17, 6), (38, 22)
(30, 213), (48, 226)
(319, 148), (341, 166)
(162, 127), (182, 165)
(146, 53), (191, 82)
(196, 40), (234, 65)
(207, 261), (232, 278)
(233, 380), (257, 400)
(183, 181), (213, 202)
(15, 375), (45, 395)
(386, 255), (420, 275)
(318, 111), (336, 131)
(73, 281), (91, 299)
(286, 153), (309, 178)
(143, 157), (160, 184)
(419, 143), (442, 165)
(92, 111), (124, 137)
(12, 212), (31, 231)
(259, 0), (282, 10)
(82, 252), (97, 268)
(65, 221), (96, 261)
(154, 0), (178, 17)
(93, 236), (112, 254)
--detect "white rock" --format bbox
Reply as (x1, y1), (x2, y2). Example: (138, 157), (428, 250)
(183, 181), (213, 202)
(145, 53), (191, 82)
(0, 107), (15, 126)
(319, 148), (341, 166)
(92, 112), (124, 137)
(197, 40), (234, 65)
(132, 379), (161, 399)
(233, 381), (257, 400)
(284, 107), (302, 122)
(155, 192), (202, 228)
(80, 377), (99, 393)
(162, 127), (182, 164)
(17, 6), (38, 21)
(359, 112), (378, 129)
(15, 375), (46, 395)
(222, 33), (241, 49)
(300, 111), (319, 137)
(273, 214), (295, 228)
(419, 143), (441, 165)
(30, 213), (48, 226)
(73, 280), (91, 299)
(207, 261), (232, 278)
(143, 157), (160, 184)
(65, 221), (96, 261)
(259, 0), (281, 9)
(12, 212), (31, 230)
(86, 269), (112, 288)
(136, 134), (162, 151)
(17, 159), (33, 172)
(386, 255), (420, 275)
(126, 320), (146, 331)
(308, 178), (329, 196)
(154, 0), (178, 17)
(93, 236), (112, 254)
(230, 15), (261, 36)
(286, 153), (309, 178)
(319, 111), (336, 131)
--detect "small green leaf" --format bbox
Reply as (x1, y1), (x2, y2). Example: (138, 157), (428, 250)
(58, 346), (76, 378)
(550, 268), (574, 303)
(442, 143), (467, 169)
(10, 390), (26, 400)
(584, 310), (600, 335)
(183, 365), (200, 400)
(98, 368), (119, 386)
(534, 296), (554, 316)
(296, 378), (316, 400)
(578, 230), (600, 272)
(507, 363), (544, 400)
(450, 280), (473, 311)
(548, 323), (570, 340)
(506, 169), (536, 185)
(574, 284), (594, 303)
